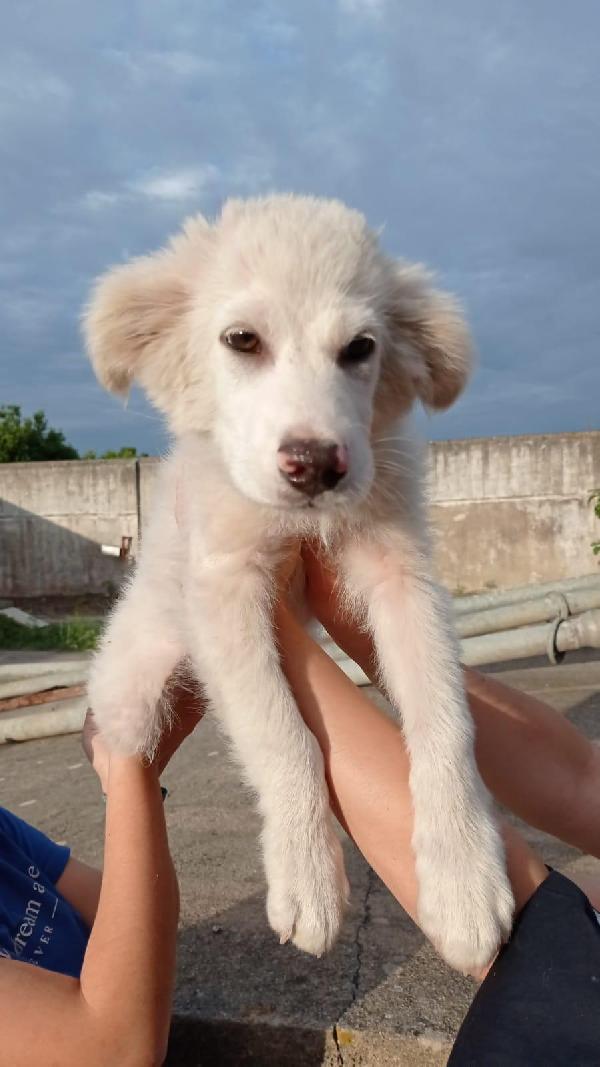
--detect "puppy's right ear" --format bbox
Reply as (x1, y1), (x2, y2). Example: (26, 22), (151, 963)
(82, 252), (190, 395)
(83, 214), (211, 395)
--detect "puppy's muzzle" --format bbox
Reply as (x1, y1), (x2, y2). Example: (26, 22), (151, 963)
(277, 438), (348, 498)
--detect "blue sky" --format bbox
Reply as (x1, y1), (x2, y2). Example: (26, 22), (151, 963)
(1, 0), (599, 454)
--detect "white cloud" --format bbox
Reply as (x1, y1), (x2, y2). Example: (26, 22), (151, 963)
(81, 190), (123, 212)
(130, 165), (220, 202)
(80, 165), (220, 214)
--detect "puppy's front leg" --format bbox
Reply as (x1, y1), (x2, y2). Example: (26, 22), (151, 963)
(88, 473), (185, 757)
(342, 534), (513, 972)
(185, 555), (348, 956)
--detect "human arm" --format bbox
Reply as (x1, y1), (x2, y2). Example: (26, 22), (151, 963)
(54, 684), (204, 930)
(273, 587), (548, 944)
(0, 688), (203, 1067)
(302, 544), (600, 862)
(0, 759), (176, 1066)
(55, 857), (102, 930)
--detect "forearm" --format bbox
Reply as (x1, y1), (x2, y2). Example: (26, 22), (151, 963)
(313, 593), (600, 859)
(0, 766), (177, 1067)
(56, 857), (102, 929)
(80, 756), (179, 1064)
(275, 603), (547, 925)
(465, 667), (600, 856)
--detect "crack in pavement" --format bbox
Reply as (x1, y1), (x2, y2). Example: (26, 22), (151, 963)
(331, 1024), (345, 1065)
(331, 865), (375, 1063)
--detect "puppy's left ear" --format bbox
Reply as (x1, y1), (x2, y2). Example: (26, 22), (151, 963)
(379, 263), (474, 417)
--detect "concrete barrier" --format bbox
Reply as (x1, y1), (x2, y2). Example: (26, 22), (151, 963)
(1, 432), (598, 597)
(429, 431), (600, 591)
(0, 697), (88, 744)
(0, 459), (138, 596)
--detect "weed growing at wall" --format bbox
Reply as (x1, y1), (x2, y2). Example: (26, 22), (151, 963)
(0, 616), (100, 651)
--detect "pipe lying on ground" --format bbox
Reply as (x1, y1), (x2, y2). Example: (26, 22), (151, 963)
(454, 573), (600, 616)
(0, 684), (86, 714)
(4, 591), (597, 743)
(316, 627), (371, 686)
(327, 607), (600, 681)
(0, 697), (88, 744)
(456, 587), (600, 639)
(460, 608), (600, 667)
(0, 659), (90, 700)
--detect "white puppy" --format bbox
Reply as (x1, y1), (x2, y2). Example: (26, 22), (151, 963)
(84, 195), (513, 971)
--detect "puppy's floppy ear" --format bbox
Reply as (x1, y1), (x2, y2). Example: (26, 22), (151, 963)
(82, 213), (211, 396)
(82, 253), (188, 395)
(378, 262), (474, 420)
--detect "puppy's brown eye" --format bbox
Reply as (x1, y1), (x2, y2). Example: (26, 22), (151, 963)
(339, 334), (375, 366)
(222, 328), (261, 354)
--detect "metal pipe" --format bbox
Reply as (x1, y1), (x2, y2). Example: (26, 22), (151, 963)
(456, 587), (600, 638)
(327, 605), (600, 680)
(309, 624), (371, 686)
(101, 535), (133, 559)
(454, 573), (600, 615)
(0, 697), (88, 744)
(0, 684), (85, 713)
(101, 544), (121, 558)
(460, 609), (600, 667)
(0, 659), (90, 701)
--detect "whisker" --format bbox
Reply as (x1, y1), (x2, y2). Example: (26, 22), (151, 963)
(120, 405), (163, 424)
(372, 432), (412, 446)
(374, 458), (413, 475)
(373, 448), (412, 464)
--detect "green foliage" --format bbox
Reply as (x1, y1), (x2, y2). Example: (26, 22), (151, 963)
(0, 406), (148, 463)
(82, 446), (148, 460)
(590, 490), (600, 556)
(102, 446), (139, 459)
(0, 615), (101, 651)
(0, 405), (78, 462)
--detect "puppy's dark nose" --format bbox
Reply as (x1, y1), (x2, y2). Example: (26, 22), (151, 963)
(277, 438), (349, 497)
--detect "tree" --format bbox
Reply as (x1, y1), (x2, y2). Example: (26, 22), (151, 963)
(82, 446), (148, 460)
(0, 406), (148, 463)
(0, 405), (79, 462)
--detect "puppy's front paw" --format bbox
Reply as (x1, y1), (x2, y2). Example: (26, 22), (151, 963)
(417, 817), (514, 974)
(265, 817), (349, 957)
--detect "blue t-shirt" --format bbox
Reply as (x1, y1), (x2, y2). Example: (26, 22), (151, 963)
(0, 806), (89, 978)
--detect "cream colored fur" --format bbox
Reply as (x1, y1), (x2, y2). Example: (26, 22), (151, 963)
(83, 195), (513, 970)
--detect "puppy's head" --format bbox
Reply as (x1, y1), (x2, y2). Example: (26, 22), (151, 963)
(84, 195), (472, 511)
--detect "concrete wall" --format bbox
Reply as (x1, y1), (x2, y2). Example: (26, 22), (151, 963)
(428, 432), (600, 591)
(0, 460), (139, 597)
(1, 432), (598, 598)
